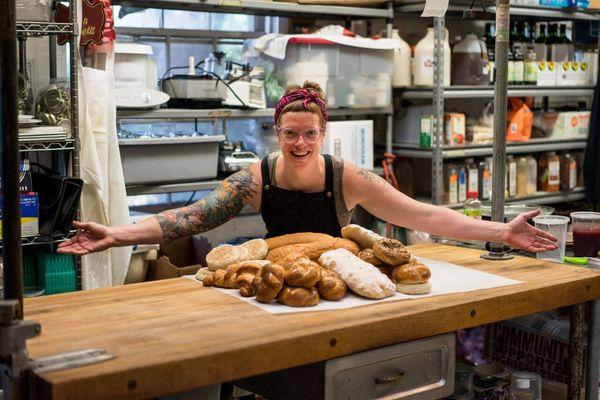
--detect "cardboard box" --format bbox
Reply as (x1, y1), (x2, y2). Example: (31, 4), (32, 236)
(147, 236), (202, 280)
(537, 62), (557, 86)
(444, 113), (466, 146)
(0, 193), (39, 238)
(323, 120), (374, 170)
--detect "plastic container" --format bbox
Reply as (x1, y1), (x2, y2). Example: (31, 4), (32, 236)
(37, 252), (77, 295)
(464, 191), (482, 219)
(125, 244), (159, 284)
(413, 28), (451, 87)
(450, 364), (474, 400)
(570, 212), (600, 257)
(510, 378), (534, 400)
(533, 215), (569, 263)
(391, 29), (411, 88)
(451, 34), (489, 86)
(118, 135), (225, 185)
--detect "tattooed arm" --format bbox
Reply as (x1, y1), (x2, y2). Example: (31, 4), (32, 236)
(57, 168), (259, 255)
(343, 163), (556, 252)
(154, 168), (258, 242)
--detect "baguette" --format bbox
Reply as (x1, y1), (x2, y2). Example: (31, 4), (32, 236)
(341, 224), (385, 249)
(266, 238), (360, 262)
(265, 232), (333, 250)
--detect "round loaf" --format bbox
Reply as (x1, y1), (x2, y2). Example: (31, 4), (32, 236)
(283, 257), (321, 288)
(391, 262), (431, 284)
(265, 232), (333, 250)
(253, 263), (285, 303)
(277, 286), (319, 307)
(358, 248), (383, 266)
(396, 281), (432, 295)
(372, 239), (411, 266)
(240, 239), (269, 260)
(317, 268), (346, 301)
(206, 244), (241, 271)
(341, 224), (384, 249)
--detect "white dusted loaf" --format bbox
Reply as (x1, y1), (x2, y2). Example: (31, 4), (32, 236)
(318, 248), (396, 299)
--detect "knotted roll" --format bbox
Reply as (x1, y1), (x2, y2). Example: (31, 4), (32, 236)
(253, 263), (286, 303)
(277, 286), (319, 307)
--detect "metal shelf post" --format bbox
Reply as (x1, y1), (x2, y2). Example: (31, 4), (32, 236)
(432, 17), (445, 205)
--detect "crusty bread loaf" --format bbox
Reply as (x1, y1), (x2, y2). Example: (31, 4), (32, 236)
(391, 262), (431, 284)
(240, 239), (268, 260)
(341, 224), (385, 249)
(317, 268), (346, 301)
(253, 263), (286, 303)
(372, 239), (411, 266)
(277, 286), (319, 307)
(282, 257), (321, 288)
(265, 232), (333, 250)
(358, 248), (383, 266)
(266, 238), (360, 262)
(318, 248), (396, 299)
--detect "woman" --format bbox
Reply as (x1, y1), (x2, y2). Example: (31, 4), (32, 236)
(58, 82), (556, 256)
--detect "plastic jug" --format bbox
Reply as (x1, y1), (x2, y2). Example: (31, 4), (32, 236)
(451, 34), (489, 86)
(392, 29), (412, 88)
(413, 28), (451, 87)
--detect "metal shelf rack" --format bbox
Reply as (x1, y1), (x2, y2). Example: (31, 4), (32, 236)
(393, 138), (588, 158)
(439, 187), (587, 209)
(398, 86), (596, 99)
(19, 139), (76, 152)
(16, 21), (74, 35)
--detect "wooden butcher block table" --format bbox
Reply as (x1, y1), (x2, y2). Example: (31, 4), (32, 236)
(25, 244), (600, 399)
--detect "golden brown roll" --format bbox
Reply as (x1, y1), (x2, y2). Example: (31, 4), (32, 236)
(277, 286), (320, 307)
(372, 239), (411, 266)
(377, 265), (393, 278)
(317, 268), (346, 301)
(236, 265), (262, 297)
(358, 248), (383, 266)
(392, 262), (432, 295)
(253, 263), (286, 303)
(341, 224), (385, 249)
(282, 257), (321, 288)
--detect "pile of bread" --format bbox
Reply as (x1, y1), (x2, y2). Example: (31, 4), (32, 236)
(195, 224), (431, 307)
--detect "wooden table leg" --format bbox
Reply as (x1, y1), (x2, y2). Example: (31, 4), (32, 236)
(569, 303), (586, 400)
(586, 299), (600, 400)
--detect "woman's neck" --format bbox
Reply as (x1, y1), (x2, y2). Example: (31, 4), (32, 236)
(276, 154), (325, 192)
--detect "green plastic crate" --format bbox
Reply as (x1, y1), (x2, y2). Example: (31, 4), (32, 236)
(23, 254), (37, 288)
(37, 252), (76, 295)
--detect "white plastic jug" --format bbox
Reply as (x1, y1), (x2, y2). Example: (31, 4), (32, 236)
(392, 29), (412, 87)
(451, 34), (489, 86)
(412, 28), (451, 87)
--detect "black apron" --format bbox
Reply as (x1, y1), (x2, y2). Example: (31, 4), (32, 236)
(260, 154), (342, 238)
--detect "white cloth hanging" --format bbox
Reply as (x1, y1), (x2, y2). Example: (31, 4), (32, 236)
(78, 45), (131, 288)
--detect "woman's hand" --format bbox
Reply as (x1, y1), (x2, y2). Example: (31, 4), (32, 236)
(502, 210), (558, 253)
(57, 221), (117, 255)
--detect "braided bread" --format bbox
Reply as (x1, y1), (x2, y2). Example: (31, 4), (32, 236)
(277, 286), (319, 307)
(281, 257), (321, 288)
(317, 268), (346, 301)
(253, 263), (286, 303)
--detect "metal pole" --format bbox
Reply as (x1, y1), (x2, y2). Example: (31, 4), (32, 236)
(585, 300), (600, 400)
(385, 1), (393, 155)
(482, 0), (512, 260)
(568, 304), (585, 400)
(1, 0), (24, 310)
(432, 17), (444, 206)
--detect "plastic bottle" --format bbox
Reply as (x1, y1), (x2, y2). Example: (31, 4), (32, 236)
(511, 378), (534, 400)
(507, 155), (517, 198)
(527, 156), (538, 195)
(560, 152), (577, 190)
(479, 158), (492, 201)
(445, 165), (458, 204)
(451, 34), (489, 86)
(524, 48), (537, 85)
(465, 158), (479, 196)
(517, 156), (528, 197)
(458, 165), (468, 203)
(413, 28), (451, 87)
(391, 29), (412, 88)
(464, 191), (482, 219)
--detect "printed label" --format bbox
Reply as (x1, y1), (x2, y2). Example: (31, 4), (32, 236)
(468, 169), (479, 193)
(549, 161), (560, 185)
(569, 161), (577, 189)
(420, 55), (434, 76)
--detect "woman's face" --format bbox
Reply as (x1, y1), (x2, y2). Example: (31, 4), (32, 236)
(276, 111), (325, 169)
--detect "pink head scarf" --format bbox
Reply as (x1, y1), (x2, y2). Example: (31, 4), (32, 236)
(273, 88), (328, 126)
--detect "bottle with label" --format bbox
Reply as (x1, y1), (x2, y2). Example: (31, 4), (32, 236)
(510, 378), (534, 400)
(485, 23), (496, 84)
(575, 151), (584, 187)
(560, 152), (577, 190)
(538, 152), (560, 192)
(465, 158), (479, 196)
(458, 165), (468, 203)
(527, 156), (538, 195)
(445, 165), (459, 204)
(535, 23), (548, 62)
(508, 49), (516, 85)
(517, 156), (528, 197)
(524, 48), (537, 85)
(513, 47), (525, 85)
(391, 29), (412, 88)
(464, 191), (482, 219)
(479, 159), (492, 200)
(559, 24), (574, 61)
(413, 28), (451, 87)
(506, 155), (517, 198)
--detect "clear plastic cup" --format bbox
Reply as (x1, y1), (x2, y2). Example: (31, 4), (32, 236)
(533, 215), (569, 262)
(570, 212), (600, 257)
(511, 371), (542, 400)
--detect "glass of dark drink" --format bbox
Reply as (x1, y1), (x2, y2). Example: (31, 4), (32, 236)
(570, 212), (600, 257)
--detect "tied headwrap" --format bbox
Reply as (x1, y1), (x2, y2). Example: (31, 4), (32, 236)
(273, 88), (328, 126)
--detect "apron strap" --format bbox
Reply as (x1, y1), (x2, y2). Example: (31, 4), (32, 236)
(324, 154), (334, 196)
(260, 156), (272, 190)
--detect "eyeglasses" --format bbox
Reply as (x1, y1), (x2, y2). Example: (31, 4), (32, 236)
(276, 126), (323, 144)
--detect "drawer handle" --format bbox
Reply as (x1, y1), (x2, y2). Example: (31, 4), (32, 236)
(375, 371), (405, 385)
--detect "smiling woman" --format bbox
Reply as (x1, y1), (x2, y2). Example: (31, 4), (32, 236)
(58, 81), (559, 256)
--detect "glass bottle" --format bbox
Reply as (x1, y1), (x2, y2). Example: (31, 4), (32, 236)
(510, 378), (534, 400)
(507, 155), (517, 198)
(517, 156), (528, 197)
(535, 24), (547, 44)
(464, 191), (482, 219)
(486, 23), (496, 84)
(527, 156), (538, 195)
